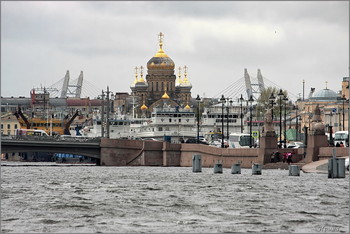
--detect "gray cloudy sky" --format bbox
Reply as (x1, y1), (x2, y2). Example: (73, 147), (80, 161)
(1, 1), (349, 101)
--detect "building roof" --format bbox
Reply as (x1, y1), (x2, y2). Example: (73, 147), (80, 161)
(311, 88), (338, 101)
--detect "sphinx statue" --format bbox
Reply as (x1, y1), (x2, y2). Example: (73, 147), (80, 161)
(311, 104), (325, 135)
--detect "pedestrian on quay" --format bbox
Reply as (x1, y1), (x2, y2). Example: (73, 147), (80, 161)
(336, 142), (341, 147)
(271, 152), (275, 163)
(340, 142), (344, 147)
(287, 152), (293, 165)
(283, 152), (288, 163)
(275, 151), (281, 162)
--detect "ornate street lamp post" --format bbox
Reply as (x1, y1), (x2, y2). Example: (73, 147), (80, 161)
(239, 94), (244, 133)
(329, 111), (334, 146)
(283, 95), (288, 148)
(101, 90), (105, 138)
(278, 89), (284, 148)
(269, 92), (276, 121)
(342, 95), (346, 131)
(226, 99), (233, 141)
(220, 95), (226, 148)
(196, 94), (201, 144)
(111, 93), (115, 115)
(295, 105), (299, 141)
(106, 86), (111, 139)
(248, 95), (254, 148)
(303, 125), (309, 147)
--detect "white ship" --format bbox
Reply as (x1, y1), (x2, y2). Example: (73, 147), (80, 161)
(80, 113), (131, 139)
(131, 107), (199, 142)
(78, 106), (199, 142)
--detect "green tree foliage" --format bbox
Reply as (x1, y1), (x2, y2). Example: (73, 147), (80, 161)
(256, 87), (289, 120)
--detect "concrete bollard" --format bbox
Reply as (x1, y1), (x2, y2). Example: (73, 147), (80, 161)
(214, 163), (223, 174)
(252, 163), (262, 175)
(231, 163), (241, 174)
(289, 165), (300, 176)
(192, 154), (202, 173)
(328, 158), (345, 178)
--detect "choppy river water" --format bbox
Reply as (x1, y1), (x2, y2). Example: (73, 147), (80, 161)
(1, 162), (349, 233)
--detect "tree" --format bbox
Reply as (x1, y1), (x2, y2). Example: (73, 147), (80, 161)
(256, 87), (289, 119)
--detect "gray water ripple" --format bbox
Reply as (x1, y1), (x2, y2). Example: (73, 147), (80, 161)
(1, 163), (349, 233)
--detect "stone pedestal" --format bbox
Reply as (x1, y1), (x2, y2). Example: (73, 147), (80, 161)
(258, 133), (278, 164)
(305, 134), (328, 163)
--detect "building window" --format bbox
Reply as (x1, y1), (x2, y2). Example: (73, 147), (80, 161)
(14, 124), (18, 129)
(156, 82), (159, 91)
(7, 124), (10, 129)
(1, 124), (3, 129)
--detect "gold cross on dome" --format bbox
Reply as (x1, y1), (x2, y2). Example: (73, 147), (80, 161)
(183, 65), (188, 77)
(178, 67), (182, 77)
(134, 66), (138, 76)
(158, 32), (164, 49)
(140, 66), (143, 75)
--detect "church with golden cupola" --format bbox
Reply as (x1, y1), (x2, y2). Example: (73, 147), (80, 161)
(130, 32), (192, 117)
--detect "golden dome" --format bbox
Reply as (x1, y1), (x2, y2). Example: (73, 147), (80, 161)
(134, 66), (148, 88)
(141, 104), (148, 110)
(184, 104), (190, 110)
(131, 77), (139, 86)
(147, 32), (175, 70)
(162, 90), (170, 99)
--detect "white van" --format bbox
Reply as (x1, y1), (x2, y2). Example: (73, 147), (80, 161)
(16, 129), (49, 137)
(334, 131), (349, 146)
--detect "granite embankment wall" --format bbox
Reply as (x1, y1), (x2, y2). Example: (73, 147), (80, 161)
(99, 138), (278, 168)
(318, 147), (349, 160)
(179, 144), (260, 168)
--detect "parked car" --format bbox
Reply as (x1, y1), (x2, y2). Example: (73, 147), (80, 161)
(185, 138), (209, 145)
(345, 157), (349, 171)
(142, 138), (159, 141)
(287, 142), (305, 148)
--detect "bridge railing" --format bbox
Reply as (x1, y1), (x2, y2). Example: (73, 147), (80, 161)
(4, 135), (101, 143)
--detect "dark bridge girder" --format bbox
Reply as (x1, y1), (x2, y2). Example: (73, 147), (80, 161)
(1, 139), (101, 159)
